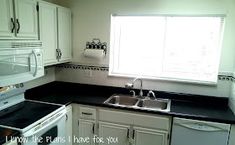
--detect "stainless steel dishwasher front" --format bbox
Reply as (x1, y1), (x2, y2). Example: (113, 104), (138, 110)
(171, 117), (230, 145)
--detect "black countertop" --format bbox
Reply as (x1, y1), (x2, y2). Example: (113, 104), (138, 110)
(25, 82), (235, 124)
(0, 127), (20, 144)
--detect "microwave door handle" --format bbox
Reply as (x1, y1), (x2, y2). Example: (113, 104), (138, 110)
(32, 50), (38, 77)
(23, 111), (66, 138)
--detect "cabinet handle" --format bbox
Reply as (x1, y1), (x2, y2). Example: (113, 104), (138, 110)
(66, 114), (68, 121)
(56, 49), (60, 60)
(16, 19), (20, 33)
(10, 18), (15, 33)
(82, 112), (93, 115)
(59, 49), (62, 58)
(132, 130), (135, 139)
(92, 123), (95, 134)
(127, 129), (130, 138)
(56, 49), (62, 60)
(59, 49), (62, 59)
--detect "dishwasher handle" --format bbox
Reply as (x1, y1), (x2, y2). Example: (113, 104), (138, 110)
(174, 122), (227, 132)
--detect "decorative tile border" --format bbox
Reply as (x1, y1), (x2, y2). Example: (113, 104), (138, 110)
(56, 63), (235, 82)
(56, 63), (109, 71)
(218, 75), (234, 82)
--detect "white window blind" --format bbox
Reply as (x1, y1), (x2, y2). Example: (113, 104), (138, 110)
(109, 15), (224, 84)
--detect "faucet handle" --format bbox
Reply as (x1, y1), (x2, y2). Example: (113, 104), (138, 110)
(130, 90), (136, 97)
(125, 83), (134, 89)
(147, 90), (156, 100)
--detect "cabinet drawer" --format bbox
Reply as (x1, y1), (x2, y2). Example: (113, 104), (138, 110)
(133, 113), (171, 130)
(99, 109), (133, 124)
(79, 107), (96, 120)
(99, 109), (171, 130)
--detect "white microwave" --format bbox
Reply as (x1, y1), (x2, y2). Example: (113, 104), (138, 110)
(0, 41), (44, 87)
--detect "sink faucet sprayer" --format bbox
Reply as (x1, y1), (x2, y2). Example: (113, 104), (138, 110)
(125, 78), (143, 97)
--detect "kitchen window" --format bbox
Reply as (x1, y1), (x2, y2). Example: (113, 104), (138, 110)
(109, 15), (224, 84)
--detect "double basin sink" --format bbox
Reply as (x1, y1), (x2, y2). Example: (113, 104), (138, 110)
(104, 94), (171, 112)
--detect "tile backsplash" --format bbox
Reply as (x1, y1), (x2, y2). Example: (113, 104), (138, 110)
(55, 63), (232, 98)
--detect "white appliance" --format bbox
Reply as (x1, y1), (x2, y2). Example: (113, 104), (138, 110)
(22, 105), (67, 145)
(0, 87), (67, 145)
(0, 41), (44, 87)
(171, 117), (231, 145)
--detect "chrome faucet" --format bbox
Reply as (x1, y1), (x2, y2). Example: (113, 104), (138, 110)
(125, 78), (143, 97)
(147, 90), (156, 100)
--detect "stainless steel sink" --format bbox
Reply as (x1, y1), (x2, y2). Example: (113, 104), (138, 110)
(137, 99), (171, 112)
(104, 94), (171, 112)
(104, 94), (139, 106)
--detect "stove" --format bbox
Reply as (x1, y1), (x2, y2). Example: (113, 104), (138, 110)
(0, 100), (62, 131)
(0, 86), (67, 145)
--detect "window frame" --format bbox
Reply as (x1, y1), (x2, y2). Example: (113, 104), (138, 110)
(108, 14), (225, 85)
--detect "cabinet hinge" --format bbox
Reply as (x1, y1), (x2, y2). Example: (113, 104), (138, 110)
(36, 4), (39, 11)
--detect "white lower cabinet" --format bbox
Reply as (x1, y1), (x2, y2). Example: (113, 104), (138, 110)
(72, 105), (97, 145)
(78, 119), (96, 145)
(98, 121), (129, 145)
(98, 122), (169, 145)
(98, 109), (171, 145)
(72, 104), (171, 145)
(229, 125), (235, 145)
(134, 127), (168, 145)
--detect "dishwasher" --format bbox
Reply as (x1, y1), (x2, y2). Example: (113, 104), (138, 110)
(171, 117), (231, 145)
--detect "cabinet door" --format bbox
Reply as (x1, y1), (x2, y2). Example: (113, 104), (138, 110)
(134, 127), (169, 145)
(78, 119), (95, 145)
(98, 121), (129, 145)
(14, 0), (38, 39)
(0, 0), (14, 38)
(38, 1), (57, 65)
(66, 105), (73, 145)
(57, 6), (72, 62)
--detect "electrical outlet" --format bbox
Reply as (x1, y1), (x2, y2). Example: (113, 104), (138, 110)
(84, 69), (92, 77)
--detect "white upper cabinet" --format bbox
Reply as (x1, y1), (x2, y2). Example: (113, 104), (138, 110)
(38, 1), (57, 65)
(14, 0), (38, 39)
(0, 0), (14, 38)
(38, 3), (72, 66)
(0, 0), (38, 40)
(57, 6), (72, 62)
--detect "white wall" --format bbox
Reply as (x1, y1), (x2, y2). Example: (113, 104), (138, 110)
(55, 0), (235, 98)
(69, 0), (235, 72)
